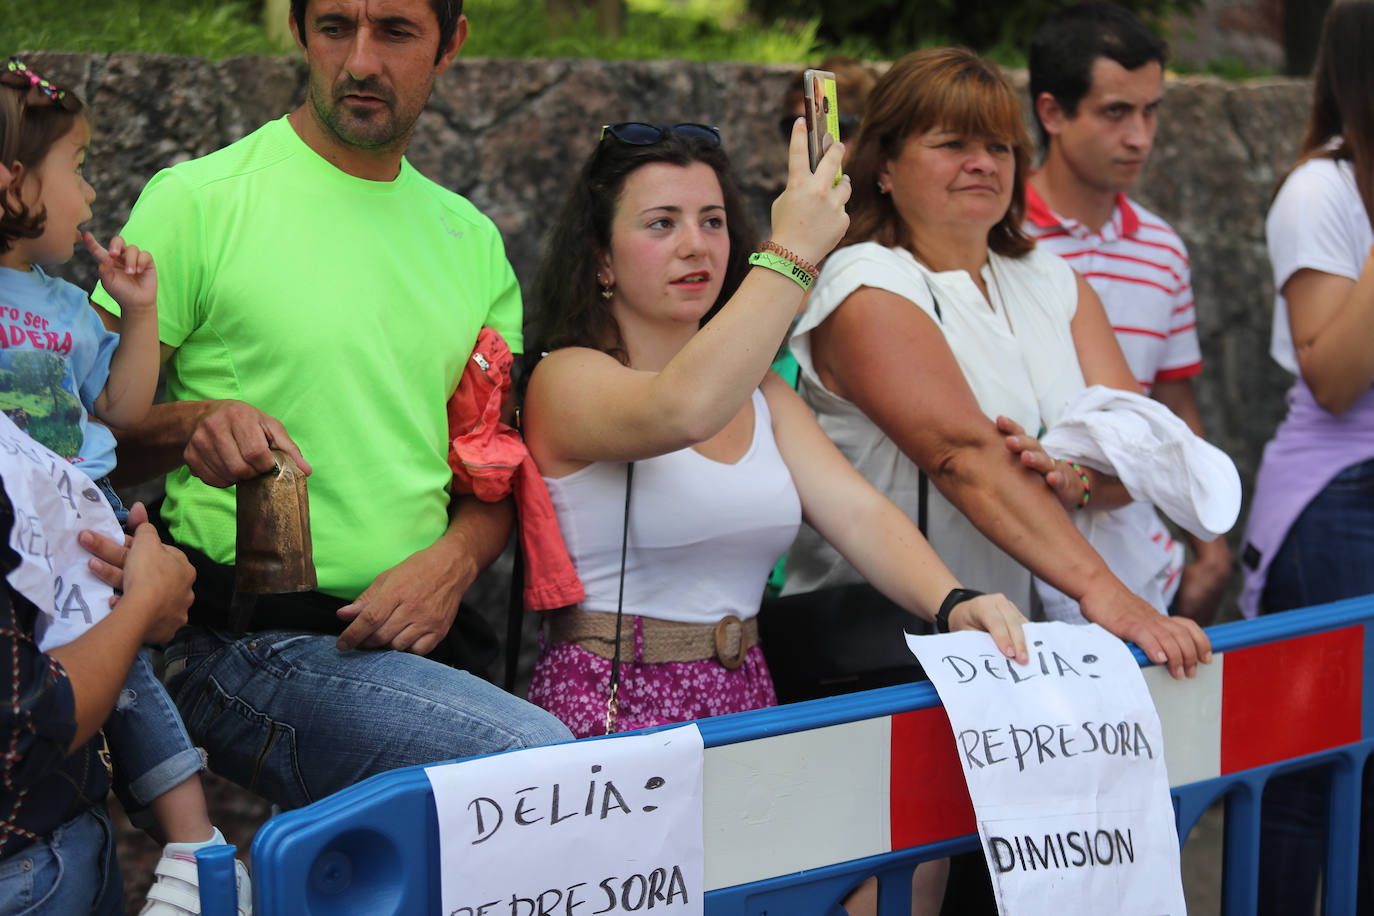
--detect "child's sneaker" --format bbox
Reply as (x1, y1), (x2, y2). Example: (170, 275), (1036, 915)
(140, 827), (252, 915)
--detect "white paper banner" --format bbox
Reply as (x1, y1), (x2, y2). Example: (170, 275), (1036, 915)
(0, 411), (120, 651)
(907, 622), (1186, 916)
(426, 725), (705, 916)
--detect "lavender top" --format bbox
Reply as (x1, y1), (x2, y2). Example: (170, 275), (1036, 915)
(1240, 156), (1374, 616)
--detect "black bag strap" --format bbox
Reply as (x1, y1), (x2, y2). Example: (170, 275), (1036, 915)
(918, 471), (928, 537)
(916, 271), (943, 537)
(504, 352), (539, 693)
(504, 534), (524, 692)
(605, 461), (634, 735)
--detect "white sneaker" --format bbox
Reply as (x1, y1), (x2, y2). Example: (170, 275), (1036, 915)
(139, 829), (252, 916)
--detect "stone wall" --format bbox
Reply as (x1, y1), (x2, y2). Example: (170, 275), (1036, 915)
(1167, 0), (1285, 72)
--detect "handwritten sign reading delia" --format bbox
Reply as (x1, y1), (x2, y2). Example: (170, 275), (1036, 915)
(425, 725), (705, 916)
(0, 411), (121, 651)
(906, 622), (1185, 916)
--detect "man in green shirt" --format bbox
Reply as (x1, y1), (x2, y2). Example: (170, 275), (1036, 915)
(92, 0), (571, 810)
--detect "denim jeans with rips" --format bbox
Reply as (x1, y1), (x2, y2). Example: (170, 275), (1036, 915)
(162, 627), (573, 809)
(102, 649), (205, 829)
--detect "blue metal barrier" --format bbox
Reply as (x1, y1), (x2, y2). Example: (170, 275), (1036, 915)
(238, 595), (1374, 916)
(196, 844), (242, 916)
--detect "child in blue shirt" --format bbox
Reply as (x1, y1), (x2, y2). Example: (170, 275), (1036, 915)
(1, 57), (248, 915)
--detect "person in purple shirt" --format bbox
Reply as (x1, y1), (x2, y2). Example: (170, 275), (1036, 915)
(1239, 1), (1374, 911)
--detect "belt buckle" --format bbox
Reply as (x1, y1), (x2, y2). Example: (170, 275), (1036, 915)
(713, 615), (747, 670)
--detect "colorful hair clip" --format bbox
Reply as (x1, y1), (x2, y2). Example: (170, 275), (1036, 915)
(1, 58), (80, 112)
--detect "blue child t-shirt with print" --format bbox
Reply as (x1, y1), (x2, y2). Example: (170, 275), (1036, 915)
(0, 265), (119, 480)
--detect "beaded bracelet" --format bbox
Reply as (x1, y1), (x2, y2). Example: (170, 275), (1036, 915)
(1067, 460), (1091, 510)
(748, 250), (813, 291)
(760, 240), (820, 279)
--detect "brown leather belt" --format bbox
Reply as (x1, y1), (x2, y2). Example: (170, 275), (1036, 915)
(546, 607), (758, 669)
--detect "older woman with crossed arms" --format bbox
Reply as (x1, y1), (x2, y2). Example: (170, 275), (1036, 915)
(783, 47), (1210, 680)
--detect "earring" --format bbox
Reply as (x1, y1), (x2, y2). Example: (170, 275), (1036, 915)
(597, 271), (614, 300)
(876, 180), (889, 194)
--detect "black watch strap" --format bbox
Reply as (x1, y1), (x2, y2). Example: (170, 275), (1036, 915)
(936, 588), (985, 633)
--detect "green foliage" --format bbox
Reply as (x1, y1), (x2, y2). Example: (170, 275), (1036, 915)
(2, 0), (1247, 74)
(463, 0), (823, 63)
(743, 0), (1202, 58)
(631, 0), (747, 25)
(1171, 55), (1276, 80)
(1, 0), (276, 60)
(2, 0), (828, 64)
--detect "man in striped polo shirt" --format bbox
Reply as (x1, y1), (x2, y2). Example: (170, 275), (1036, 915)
(1025, 2), (1232, 625)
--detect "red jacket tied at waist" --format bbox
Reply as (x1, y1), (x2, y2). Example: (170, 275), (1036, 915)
(446, 328), (584, 611)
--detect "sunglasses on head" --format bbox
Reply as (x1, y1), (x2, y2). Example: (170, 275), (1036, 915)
(777, 112), (861, 143)
(600, 122), (722, 146)
(1, 58), (80, 113)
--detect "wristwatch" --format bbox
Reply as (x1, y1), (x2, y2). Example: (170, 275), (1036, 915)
(936, 588), (985, 633)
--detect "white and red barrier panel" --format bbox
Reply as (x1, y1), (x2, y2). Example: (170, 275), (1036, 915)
(701, 624), (1368, 891)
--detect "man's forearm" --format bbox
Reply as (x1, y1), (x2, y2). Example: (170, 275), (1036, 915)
(107, 399), (215, 487)
(331, 494), (516, 654)
(1152, 378), (1207, 438)
(435, 494), (516, 588)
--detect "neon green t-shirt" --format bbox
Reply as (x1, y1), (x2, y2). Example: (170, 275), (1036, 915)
(94, 117), (523, 599)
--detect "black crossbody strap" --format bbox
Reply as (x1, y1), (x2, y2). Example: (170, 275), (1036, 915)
(504, 536), (524, 692)
(605, 461), (634, 735)
(917, 272), (942, 537)
(918, 471), (928, 536)
(505, 353), (538, 692)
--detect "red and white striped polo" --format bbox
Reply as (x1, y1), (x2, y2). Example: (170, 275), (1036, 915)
(1024, 186), (1202, 394)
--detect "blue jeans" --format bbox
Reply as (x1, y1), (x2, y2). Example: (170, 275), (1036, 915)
(103, 650), (205, 829)
(163, 627), (573, 809)
(92, 477), (128, 526)
(92, 478), (203, 826)
(1258, 456), (1374, 916)
(0, 806), (122, 916)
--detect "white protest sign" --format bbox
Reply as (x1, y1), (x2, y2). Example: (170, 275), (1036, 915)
(0, 411), (120, 651)
(426, 724), (705, 916)
(907, 622), (1185, 916)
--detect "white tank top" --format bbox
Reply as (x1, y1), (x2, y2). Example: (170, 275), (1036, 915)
(544, 389), (801, 623)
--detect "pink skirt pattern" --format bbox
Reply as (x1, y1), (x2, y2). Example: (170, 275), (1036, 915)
(527, 615), (778, 738)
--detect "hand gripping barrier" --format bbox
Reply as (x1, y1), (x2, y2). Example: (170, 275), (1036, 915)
(236, 594), (1374, 915)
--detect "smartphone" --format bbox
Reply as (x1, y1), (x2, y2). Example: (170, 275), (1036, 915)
(803, 68), (843, 187)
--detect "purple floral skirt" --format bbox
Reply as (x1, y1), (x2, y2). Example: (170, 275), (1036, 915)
(527, 614), (778, 738)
